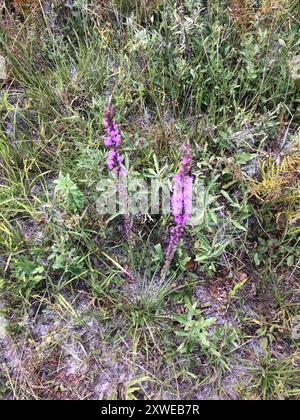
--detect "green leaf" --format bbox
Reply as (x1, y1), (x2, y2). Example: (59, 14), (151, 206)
(54, 173), (84, 212)
(231, 219), (247, 232)
(234, 152), (256, 164)
(254, 253), (261, 266)
(287, 255), (295, 267)
(230, 278), (248, 298)
(260, 337), (269, 353)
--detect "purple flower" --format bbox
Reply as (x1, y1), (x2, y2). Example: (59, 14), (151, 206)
(107, 150), (117, 170)
(171, 144), (192, 224)
(103, 105), (132, 237)
(162, 144), (193, 279)
(104, 137), (113, 147)
(103, 105), (123, 176)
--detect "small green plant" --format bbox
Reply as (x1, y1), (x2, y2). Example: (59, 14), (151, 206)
(49, 236), (85, 278)
(175, 298), (239, 370)
(251, 237), (279, 267)
(11, 255), (46, 300)
(54, 173), (84, 212)
(175, 298), (218, 356)
(107, 376), (153, 400)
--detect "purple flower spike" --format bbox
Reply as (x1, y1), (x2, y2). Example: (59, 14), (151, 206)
(103, 105), (124, 176)
(103, 105), (132, 237)
(162, 144), (193, 279)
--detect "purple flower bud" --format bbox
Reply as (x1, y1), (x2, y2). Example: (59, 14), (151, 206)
(107, 150), (117, 170)
(104, 137), (113, 147)
(117, 154), (124, 165)
(114, 135), (121, 147)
